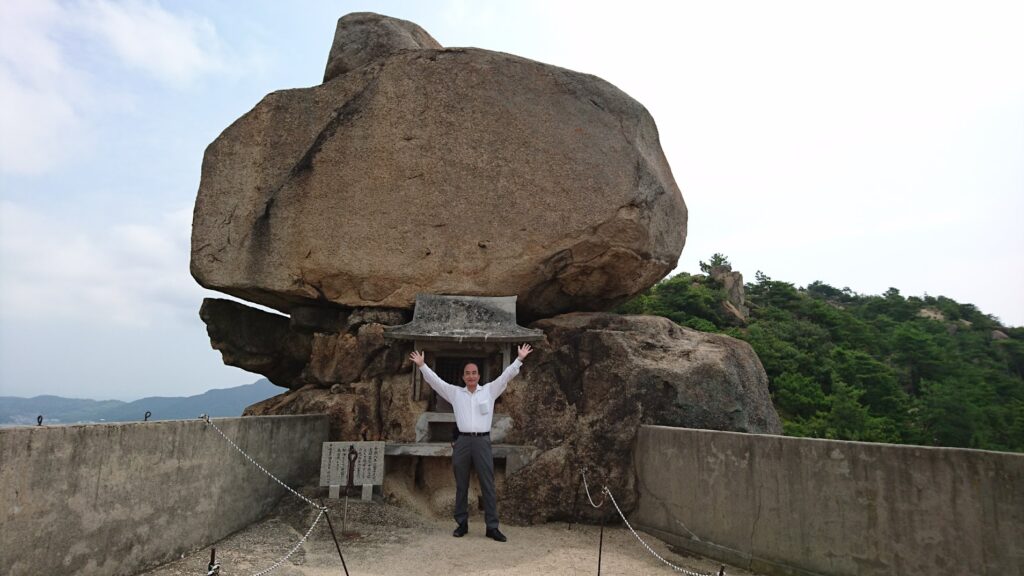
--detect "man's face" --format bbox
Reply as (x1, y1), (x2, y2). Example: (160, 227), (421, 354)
(462, 363), (480, 391)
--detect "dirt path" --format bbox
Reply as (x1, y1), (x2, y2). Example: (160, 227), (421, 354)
(141, 498), (759, 576)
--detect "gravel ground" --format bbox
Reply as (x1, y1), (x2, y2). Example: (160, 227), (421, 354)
(140, 492), (760, 576)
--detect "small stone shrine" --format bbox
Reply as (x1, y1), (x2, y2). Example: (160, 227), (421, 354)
(382, 294), (543, 474)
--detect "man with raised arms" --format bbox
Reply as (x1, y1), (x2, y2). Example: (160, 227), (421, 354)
(409, 343), (533, 542)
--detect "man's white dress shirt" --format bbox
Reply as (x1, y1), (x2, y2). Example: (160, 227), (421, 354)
(419, 359), (523, 433)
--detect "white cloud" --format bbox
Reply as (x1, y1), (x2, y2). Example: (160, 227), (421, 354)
(0, 200), (202, 326)
(0, 0), (88, 174)
(76, 0), (226, 88)
(0, 63), (87, 175)
(0, 0), (228, 175)
(0, 0), (64, 85)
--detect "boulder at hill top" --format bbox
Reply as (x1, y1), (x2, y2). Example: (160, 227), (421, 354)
(192, 13), (776, 524)
(190, 13), (687, 320)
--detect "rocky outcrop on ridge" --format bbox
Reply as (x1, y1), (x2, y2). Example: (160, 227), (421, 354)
(710, 264), (749, 324)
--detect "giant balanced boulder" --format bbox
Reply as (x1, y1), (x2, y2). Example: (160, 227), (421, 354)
(191, 12), (687, 320)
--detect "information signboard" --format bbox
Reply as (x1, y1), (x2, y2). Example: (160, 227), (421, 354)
(319, 441), (385, 487)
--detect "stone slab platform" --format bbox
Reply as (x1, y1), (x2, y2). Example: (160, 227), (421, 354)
(386, 442), (538, 474)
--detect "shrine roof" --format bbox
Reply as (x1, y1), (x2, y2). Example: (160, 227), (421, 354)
(383, 294), (544, 343)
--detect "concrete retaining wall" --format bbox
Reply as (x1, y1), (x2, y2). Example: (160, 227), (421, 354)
(633, 425), (1024, 576)
(0, 415), (329, 576)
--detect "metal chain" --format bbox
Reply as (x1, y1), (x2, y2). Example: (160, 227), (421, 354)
(250, 508), (326, 576)
(580, 468), (606, 508)
(603, 485), (717, 576)
(199, 415), (336, 576)
(200, 415), (325, 510)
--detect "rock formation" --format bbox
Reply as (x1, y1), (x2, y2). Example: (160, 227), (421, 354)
(709, 264), (749, 324)
(500, 313), (779, 522)
(211, 300), (781, 521)
(323, 12), (441, 82)
(190, 13), (687, 320)
(192, 13), (780, 524)
(200, 299), (312, 387)
(201, 298), (409, 391)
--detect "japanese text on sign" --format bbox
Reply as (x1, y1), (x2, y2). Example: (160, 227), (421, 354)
(319, 441), (385, 486)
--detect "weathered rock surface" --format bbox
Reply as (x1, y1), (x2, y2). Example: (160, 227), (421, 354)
(201, 297), (409, 390)
(498, 312), (781, 523)
(245, 381), (382, 441)
(710, 264), (749, 324)
(323, 12), (441, 82)
(243, 371), (429, 443)
(191, 14), (687, 320)
(199, 298), (312, 388)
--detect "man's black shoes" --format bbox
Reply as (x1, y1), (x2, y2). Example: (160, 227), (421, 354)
(453, 523), (505, 541)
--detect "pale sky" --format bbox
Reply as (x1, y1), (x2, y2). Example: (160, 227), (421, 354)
(1, 0), (1022, 400)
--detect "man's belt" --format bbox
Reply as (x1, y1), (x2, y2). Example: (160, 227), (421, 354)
(460, 431), (490, 437)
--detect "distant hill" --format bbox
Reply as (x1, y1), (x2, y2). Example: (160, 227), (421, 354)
(0, 379), (280, 425)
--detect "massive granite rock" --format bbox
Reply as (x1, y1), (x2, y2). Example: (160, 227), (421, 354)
(498, 312), (781, 523)
(199, 299), (312, 387)
(201, 297), (409, 390)
(192, 13), (774, 525)
(191, 13), (687, 320)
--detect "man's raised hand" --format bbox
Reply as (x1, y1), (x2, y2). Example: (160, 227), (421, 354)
(517, 343), (533, 361)
(409, 350), (425, 367)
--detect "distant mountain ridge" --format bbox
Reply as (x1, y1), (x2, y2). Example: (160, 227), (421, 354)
(0, 379), (279, 425)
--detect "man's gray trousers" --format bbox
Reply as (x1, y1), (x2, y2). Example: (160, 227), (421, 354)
(452, 434), (499, 529)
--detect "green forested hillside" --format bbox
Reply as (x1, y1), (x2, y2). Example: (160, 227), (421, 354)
(619, 255), (1024, 452)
